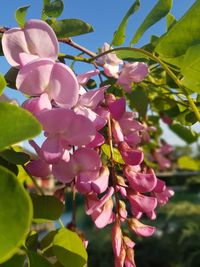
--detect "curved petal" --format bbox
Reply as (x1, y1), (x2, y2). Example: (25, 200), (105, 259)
(24, 19), (58, 60)
(128, 219), (155, 237)
(2, 28), (29, 67)
(52, 159), (76, 183)
(16, 58), (54, 96)
(86, 132), (105, 148)
(41, 136), (64, 164)
(37, 108), (75, 134)
(64, 114), (95, 146)
(108, 97), (126, 120)
(49, 62), (79, 108)
(91, 166), (109, 194)
(25, 159), (51, 178)
(77, 69), (99, 85)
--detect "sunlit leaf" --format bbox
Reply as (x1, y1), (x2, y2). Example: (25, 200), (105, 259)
(101, 144), (124, 164)
(0, 167), (33, 263)
(112, 0), (140, 46)
(15, 5), (30, 28)
(131, 0), (172, 44)
(50, 19), (94, 38)
(0, 103), (41, 151)
(53, 228), (87, 267)
(178, 156), (199, 171)
(31, 194), (64, 221)
(155, 0), (200, 66)
(0, 73), (6, 95)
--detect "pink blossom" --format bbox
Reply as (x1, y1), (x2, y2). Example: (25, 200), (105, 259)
(128, 218), (155, 237)
(16, 58), (79, 108)
(2, 19), (58, 68)
(119, 142), (144, 166)
(97, 42), (123, 78)
(117, 62), (148, 92)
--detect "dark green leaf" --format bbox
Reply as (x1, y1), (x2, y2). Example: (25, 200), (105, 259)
(155, 0), (200, 66)
(28, 251), (53, 267)
(53, 228), (87, 267)
(25, 231), (38, 251)
(40, 231), (58, 252)
(0, 149), (30, 165)
(0, 157), (18, 176)
(15, 5), (30, 28)
(4, 68), (18, 90)
(0, 166), (33, 263)
(43, 0), (64, 18)
(0, 73), (6, 95)
(116, 49), (149, 61)
(0, 103), (41, 151)
(169, 123), (199, 144)
(126, 86), (148, 117)
(0, 254), (25, 267)
(131, 0), (172, 44)
(86, 79), (97, 89)
(112, 0), (140, 46)
(31, 194), (64, 221)
(50, 19), (94, 38)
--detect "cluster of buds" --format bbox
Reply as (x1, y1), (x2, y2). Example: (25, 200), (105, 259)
(2, 20), (174, 266)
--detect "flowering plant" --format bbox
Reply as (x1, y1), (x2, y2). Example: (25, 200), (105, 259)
(0, 0), (199, 266)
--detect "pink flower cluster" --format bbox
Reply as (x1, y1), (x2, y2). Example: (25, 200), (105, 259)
(2, 20), (174, 267)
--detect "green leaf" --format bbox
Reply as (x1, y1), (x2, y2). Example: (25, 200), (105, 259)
(28, 251), (53, 267)
(0, 103), (41, 151)
(0, 157), (18, 176)
(53, 228), (87, 267)
(0, 254), (26, 267)
(131, 0), (172, 44)
(181, 44), (200, 93)
(31, 194), (64, 221)
(0, 73), (6, 95)
(43, 0), (64, 18)
(116, 49), (149, 61)
(0, 166), (33, 263)
(178, 156), (199, 171)
(25, 231), (38, 251)
(0, 149), (30, 165)
(169, 123), (199, 144)
(101, 144), (124, 164)
(4, 68), (18, 90)
(15, 5), (30, 28)
(112, 0), (140, 46)
(155, 0), (200, 65)
(166, 13), (176, 31)
(126, 86), (148, 117)
(50, 19), (94, 38)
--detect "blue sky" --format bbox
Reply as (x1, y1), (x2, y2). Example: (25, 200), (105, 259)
(0, 0), (198, 146)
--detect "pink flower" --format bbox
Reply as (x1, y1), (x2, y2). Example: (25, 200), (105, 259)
(85, 187), (115, 228)
(119, 142), (144, 166)
(16, 58), (79, 108)
(128, 218), (155, 237)
(2, 19), (58, 68)
(117, 62), (148, 92)
(97, 43), (123, 78)
(37, 108), (96, 163)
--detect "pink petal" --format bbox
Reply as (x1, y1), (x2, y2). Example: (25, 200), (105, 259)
(52, 159), (75, 183)
(112, 222), (122, 257)
(91, 166), (109, 194)
(2, 28), (29, 67)
(128, 218), (155, 237)
(19, 52), (39, 67)
(86, 132), (105, 148)
(73, 148), (101, 172)
(25, 159), (51, 178)
(109, 97), (126, 120)
(49, 62), (79, 108)
(125, 166), (157, 193)
(78, 86), (107, 109)
(119, 142), (144, 166)
(22, 93), (51, 116)
(16, 58), (54, 96)
(77, 69), (100, 85)
(24, 19), (58, 61)
(37, 108), (75, 134)
(103, 63), (119, 78)
(64, 115), (95, 146)
(92, 199), (114, 228)
(41, 136), (64, 164)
